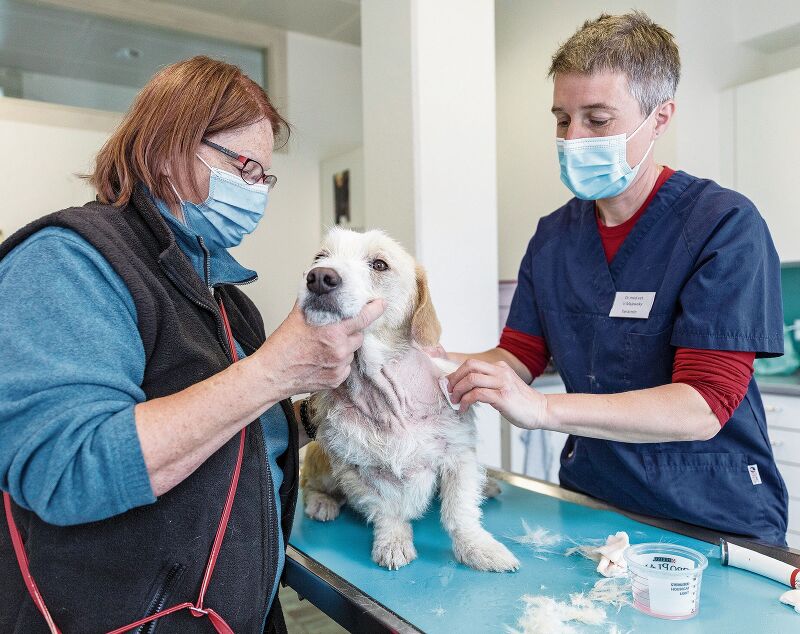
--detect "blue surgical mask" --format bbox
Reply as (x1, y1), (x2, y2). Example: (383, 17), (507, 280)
(170, 154), (269, 250)
(556, 108), (656, 200)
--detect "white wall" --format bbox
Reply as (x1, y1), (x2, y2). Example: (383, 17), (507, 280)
(361, 0), (417, 253)
(733, 67), (800, 262)
(0, 99), (120, 237)
(0, 29), (363, 336)
(494, 0), (798, 280)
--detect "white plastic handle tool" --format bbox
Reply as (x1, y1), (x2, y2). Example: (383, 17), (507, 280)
(720, 539), (800, 589)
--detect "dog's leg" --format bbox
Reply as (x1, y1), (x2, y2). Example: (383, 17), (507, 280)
(301, 441), (344, 522)
(337, 467), (436, 570)
(304, 488), (343, 521)
(371, 515), (417, 570)
(439, 452), (519, 572)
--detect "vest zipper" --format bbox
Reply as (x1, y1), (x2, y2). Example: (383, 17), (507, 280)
(254, 420), (279, 630)
(135, 563), (183, 634)
(159, 261), (228, 359)
(196, 236), (213, 293)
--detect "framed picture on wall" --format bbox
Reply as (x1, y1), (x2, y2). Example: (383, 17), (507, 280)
(333, 169), (350, 225)
(321, 148), (364, 234)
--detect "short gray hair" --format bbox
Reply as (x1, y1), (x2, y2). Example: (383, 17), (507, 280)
(549, 11), (680, 115)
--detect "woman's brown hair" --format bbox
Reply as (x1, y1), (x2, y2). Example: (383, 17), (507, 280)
(89, 56), (289, 207)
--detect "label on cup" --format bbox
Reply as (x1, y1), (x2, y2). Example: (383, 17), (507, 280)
(646, 576), (699, 616)
(634, 553), (699, 617)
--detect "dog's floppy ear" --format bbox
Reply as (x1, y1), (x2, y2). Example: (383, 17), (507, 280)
(411, 264), (442, 346)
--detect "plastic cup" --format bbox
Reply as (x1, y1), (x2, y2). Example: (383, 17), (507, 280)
(624, 543), (708, 620)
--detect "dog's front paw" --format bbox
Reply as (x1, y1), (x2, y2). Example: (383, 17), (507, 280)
(453, 533), (520, 572)
(372, 538), (418, 570)
(482, 477), (501, 499)
(304, 491), (342, 522)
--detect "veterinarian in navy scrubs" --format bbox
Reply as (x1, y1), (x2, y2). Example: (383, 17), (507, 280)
(447, 12), (789, 545)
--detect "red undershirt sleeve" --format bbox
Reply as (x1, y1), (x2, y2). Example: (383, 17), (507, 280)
(672, 347), (755, 426)
(498, 326), (551, 381)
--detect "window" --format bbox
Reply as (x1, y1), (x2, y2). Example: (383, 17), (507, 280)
(0, 0), (266, 112)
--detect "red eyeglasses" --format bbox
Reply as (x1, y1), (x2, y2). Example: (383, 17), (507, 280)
(201, 138), (277, 190)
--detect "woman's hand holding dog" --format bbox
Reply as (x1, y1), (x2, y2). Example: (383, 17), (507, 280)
(447, 359), (547, 430)
(257, 299), (385, 398)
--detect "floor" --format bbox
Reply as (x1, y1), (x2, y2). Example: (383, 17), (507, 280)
(280, 585), (348, 633)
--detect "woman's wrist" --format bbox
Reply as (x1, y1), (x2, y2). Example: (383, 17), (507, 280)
(513, 387), (554, 432)
(249, 342), (293, 404)
(540, 392), (557, 431)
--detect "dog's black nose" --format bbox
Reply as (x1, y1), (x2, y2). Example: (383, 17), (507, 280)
(306, 267), (341, 295)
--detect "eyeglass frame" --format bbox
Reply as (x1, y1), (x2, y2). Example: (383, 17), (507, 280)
(200, 138), (277, 189)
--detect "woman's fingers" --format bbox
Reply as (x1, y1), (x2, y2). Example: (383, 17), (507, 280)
(447, 359), (502, 392)
(458, 387), (500, 413)
(449, 370), (504, 404)
(342, 299), (385, 334)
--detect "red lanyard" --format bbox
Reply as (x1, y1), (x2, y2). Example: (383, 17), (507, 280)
(4, 297), (246, 634)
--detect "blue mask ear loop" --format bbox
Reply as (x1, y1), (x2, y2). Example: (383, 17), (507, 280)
(165, 178), (193, 229)
(166, 153), (215, 228)
(626, 106), (659, 171)
(627, 106), (657, 141)
(196, 153), (215, 172)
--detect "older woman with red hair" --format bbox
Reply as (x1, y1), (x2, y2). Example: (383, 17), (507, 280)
(0, 56), (383, 633)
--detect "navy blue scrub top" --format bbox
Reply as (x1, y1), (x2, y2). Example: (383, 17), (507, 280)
(506, 170), (789, 544)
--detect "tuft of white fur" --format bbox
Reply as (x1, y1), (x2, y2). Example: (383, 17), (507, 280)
(508, 520), (563, 551)
(587, 577), (631, 610)
(506, 578), (629, 634)
(506, 594), (606, 634)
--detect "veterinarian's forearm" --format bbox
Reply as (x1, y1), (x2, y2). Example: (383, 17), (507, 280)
(449, 348), (533, 383)
(135, 352), (283, 497)
(543, 383), (720, 443)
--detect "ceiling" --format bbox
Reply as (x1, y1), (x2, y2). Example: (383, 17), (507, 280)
(153, 0), (361, 45)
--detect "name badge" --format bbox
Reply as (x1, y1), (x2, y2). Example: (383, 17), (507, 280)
(609, 292), (656, 319)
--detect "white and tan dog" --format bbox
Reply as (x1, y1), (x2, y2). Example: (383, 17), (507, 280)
(299, 227), (519, 572)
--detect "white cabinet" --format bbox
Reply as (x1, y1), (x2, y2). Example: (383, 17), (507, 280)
(760, 392), (800, 549)
(735, 67), (800, 261)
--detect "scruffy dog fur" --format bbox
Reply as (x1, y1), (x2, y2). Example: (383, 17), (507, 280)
(299, 228), (519, 572)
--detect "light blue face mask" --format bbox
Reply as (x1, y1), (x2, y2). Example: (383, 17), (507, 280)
(556, 108), (656, 201)
(170, 154), (269, 251)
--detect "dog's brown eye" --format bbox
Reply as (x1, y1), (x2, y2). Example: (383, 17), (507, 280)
(371, 259), (389, 272)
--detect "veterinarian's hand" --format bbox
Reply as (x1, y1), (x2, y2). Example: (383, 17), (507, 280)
(257, 299), (385, 397)
(446, 359), (547, 429)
